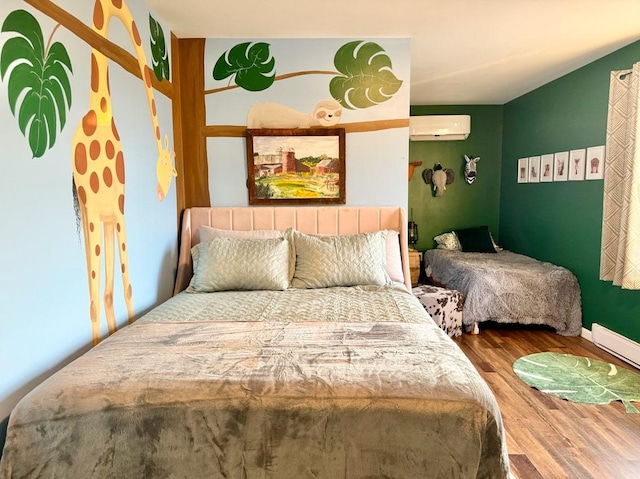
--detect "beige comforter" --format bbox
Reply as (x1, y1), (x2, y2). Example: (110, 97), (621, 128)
(0, 286), (509, 479)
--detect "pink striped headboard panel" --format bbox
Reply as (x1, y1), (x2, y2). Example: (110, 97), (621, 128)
(173, 206), (411, 294)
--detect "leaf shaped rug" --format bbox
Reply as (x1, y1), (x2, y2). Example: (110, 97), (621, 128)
(513, 352), (640, 413)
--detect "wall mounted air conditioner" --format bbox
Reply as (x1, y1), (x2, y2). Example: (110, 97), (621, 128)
(409, 115), (471, 141)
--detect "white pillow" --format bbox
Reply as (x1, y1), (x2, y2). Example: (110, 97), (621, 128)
(198, 225), (283, 243)
(433, 232), (461, 250)
(189, 237), (291, 292)
(289, 229), (390, 288)
(384, 230), (405, 283)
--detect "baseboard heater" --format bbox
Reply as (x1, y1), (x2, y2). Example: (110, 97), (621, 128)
(591, 323), (640, 370)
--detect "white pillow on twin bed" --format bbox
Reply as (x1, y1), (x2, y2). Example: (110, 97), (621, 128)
(189, 237), (291, 292)
(289, 229), (390, 289)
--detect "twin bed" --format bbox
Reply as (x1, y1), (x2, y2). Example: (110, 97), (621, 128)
(424, 249), (582, 336)
(0, 207), (510, 479)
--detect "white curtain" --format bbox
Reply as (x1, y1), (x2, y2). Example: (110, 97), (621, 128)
(600, 62), (640, 289)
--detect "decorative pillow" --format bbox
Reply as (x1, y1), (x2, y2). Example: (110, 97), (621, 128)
(433, 232), (461, 250)
(289, 230), (390, 288)
(197, 226), (294, 280)
(198, 225), (283, 242)
(454, 226), (497, 253)
(384, 229), (405, 283)
(189, 237), (291, 292)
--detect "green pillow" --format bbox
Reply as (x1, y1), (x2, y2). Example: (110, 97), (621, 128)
(189, 237), (291, 292)
(289, 229), (390, 288)
(454, 226), (497, 253)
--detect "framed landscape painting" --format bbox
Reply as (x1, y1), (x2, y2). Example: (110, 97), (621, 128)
(246, 128), (346, 205)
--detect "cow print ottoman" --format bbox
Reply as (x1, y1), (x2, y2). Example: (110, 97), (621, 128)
(412, 285), (464, 338)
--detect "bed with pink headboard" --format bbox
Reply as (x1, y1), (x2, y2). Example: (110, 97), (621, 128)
(0, 206), (510, 479)
(173, 206), (413, 294)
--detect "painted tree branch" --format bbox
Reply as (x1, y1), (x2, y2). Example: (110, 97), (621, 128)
(24, 0), (173, 99)
(204, 70), (339, 95)
(203, 119), (409, 137)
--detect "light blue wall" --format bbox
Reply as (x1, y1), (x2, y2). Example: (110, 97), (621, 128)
(0, 0), (177, 420)
(204, 38), (411, 209)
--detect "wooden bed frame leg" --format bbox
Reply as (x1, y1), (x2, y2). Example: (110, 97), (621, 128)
(471, 322), (480, 335)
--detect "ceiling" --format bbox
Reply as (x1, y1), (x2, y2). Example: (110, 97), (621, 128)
(146, 0), (640, 105)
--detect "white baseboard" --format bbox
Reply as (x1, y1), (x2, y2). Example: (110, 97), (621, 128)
(584, 323), (640, 370)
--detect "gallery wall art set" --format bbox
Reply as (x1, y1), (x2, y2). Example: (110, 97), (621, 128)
(517, 146), (605, 183)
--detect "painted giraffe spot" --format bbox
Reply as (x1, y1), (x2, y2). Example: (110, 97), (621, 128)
(90, 140), (101, 160)
(93, 2), (104, 30)
(151, 99), (156, 116)
(118, 194), (125, 215)
(95, 245), (101, 256)
(105, 140), (115, 159)
(78, 186), (87, 205)
(132, 21), (141, 46)
(121, 242), (126, 252)
(100, 97), (107, 113)
(121, 263), (126, 274)
(90, 54), (99, 93)
(74, 143), (87, 175)
(92, 270), (96, 279)
(112, 0), (123, 9)
(111, 118), (120, 141)
(90, 172), (100, 194)
(117, 223), (121, 233)
(144, 66), (152, 88)
(115, 152), (125, 184)
(155, 125), (160, 141)
(90, 222), (95, 232)
(126, 284), (132, 300)
(103, 167), (113, 187)
(82, 110), (97, 136)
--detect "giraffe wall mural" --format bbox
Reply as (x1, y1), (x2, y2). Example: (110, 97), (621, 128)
(72, 0), (176, 345)
(1, 0), (177, 346)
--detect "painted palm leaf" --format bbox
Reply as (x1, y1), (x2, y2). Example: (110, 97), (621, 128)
(213, 42), (275, 92)
(1, 9), (73, 158)
(330, 41), (402, 110)
(513, 352), (640, 413)
(149, 14), (170, 82)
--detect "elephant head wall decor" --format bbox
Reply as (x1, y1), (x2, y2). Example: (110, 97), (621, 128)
(464, 155), (480, 184)
(422, 163), (455, 197)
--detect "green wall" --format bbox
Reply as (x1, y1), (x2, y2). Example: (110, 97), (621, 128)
(408, 105), (503, 251)
(500, 40), (640, 342)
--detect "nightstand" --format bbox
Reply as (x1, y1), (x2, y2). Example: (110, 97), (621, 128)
(408, 249), (421, 286)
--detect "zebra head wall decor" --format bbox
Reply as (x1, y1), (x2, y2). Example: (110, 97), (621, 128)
(464, 155), (480, 184)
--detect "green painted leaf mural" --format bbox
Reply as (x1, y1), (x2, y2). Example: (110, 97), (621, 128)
(330, 41), (402, 110)
(513, 352), (640, 413)
(149, 14), (169, 82)
(213, 42), (275, 92)
(0, 10), (73, 158)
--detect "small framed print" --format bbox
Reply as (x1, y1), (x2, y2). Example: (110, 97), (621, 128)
(585, 145), (605, 180)
(517, 158), (529, 183)
(528, 156), (541, 183)
(554, 151), (568, 181)
(540, 154), (554, 182)
(568, 149), (586, 181)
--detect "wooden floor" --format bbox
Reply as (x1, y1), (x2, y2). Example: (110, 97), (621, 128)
(454, 323), (640, 479)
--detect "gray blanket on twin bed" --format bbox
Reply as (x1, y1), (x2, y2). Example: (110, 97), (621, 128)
(424, 249), (582, 335)
(0, 285), (509, 479)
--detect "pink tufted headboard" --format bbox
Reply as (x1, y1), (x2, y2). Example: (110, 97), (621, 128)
(173, 206), (411, 294)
